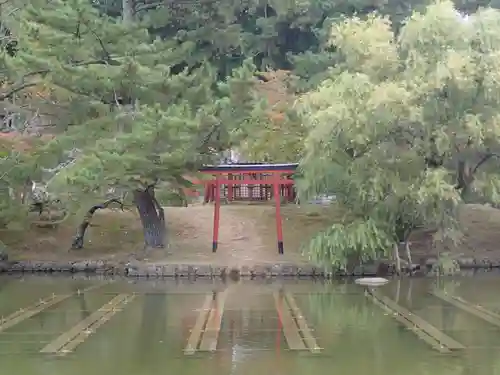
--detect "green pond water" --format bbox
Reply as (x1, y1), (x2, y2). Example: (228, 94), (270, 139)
(0, 274), (499, 375)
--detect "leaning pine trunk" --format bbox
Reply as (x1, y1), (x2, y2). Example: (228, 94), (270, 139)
(72, 198), (124, 249)
(133, 186), (166, 250)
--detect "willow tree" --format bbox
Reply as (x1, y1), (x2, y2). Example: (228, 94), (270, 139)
(298, 1), (500, 270)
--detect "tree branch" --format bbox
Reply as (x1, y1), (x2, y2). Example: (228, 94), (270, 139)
(80, 18), (114, 64)
(71, 198), (124, 249)
(0, 82), (36, 101)
(134, 2), (164, 13)
(133, 0), (197, 13)
(454, 153), (499, 195)
(73, 59), (113, 67)
(0, 69), (50, 101)
(473, 153), (498, 174)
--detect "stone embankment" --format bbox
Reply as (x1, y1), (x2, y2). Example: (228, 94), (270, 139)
(0, 256), (497, 278)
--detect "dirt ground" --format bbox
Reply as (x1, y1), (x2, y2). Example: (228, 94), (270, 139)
(0, 203), (330, 266)
(2, 202), (500, 265)
(409, 204), (500, 262)
(160, 203), (330, 266)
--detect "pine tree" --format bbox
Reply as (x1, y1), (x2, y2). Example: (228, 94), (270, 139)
(5, 0), (255, 250)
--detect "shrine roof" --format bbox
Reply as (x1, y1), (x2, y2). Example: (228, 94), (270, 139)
(199, 163), (298, 173)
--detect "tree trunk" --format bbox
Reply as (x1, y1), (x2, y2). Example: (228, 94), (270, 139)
(456, 159), (474, 201)
(393, 243), (401, 275)
(133, 186), (166, 249)
(21, 177), (32, 204)
(405, 240), (413, 274)
(122, 0), (134, 22)
(71, 198), (124, 249)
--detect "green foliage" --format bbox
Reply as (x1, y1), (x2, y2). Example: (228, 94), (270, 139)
(155, 190), (187, 207)
(0, 143), (35, 227)
(238, 96), (307, 162)
(298, 0), (500, 268)
(50, 103), (201, 191)
(306, 219), (393, 267)
(3, 0), (500, 254)
(3, 0), (262, 211)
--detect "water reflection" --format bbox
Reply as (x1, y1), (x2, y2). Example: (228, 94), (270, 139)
(0, 276), (500, 374)
(73, 281), (91, 320)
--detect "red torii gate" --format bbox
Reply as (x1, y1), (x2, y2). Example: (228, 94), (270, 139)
(199, 163), (298, 254)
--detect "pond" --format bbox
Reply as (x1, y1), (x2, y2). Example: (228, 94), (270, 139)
(0, 274), (499, 375)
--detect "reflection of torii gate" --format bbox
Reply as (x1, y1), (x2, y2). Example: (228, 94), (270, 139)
(199, 163), (298, 254)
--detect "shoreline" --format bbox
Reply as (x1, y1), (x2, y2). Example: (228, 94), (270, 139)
(0, 256), (498, 278)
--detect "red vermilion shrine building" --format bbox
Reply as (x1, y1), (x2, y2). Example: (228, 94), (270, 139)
(199, 163), (298, 255)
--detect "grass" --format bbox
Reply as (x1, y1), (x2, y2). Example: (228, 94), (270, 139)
(1, 209), (144, 261)
(253, 202), (500, 264)
(247, 203), (342, 257)
(0, 203), (337, 265)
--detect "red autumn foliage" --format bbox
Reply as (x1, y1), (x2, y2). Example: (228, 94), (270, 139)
(0, 132), (54, 152)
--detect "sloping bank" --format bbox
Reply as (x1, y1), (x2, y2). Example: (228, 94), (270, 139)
(2, 203), (500, 278)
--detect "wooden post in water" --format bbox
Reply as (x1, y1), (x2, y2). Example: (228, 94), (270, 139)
(431, 290), (500, 329)
(367, 289), (465, 353)
(273, 291), (306, 351)
(199, 289), (228, 352)
(284, 292), (321, 353)
(0, 284), (106, 334)
(184, 294), (214, 355)
(40, 293), (135, 355)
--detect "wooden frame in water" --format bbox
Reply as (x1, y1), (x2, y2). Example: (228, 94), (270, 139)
(0, 283), (106, 334)
(273, 290), (321, 353)
(184, 289), (228, 355)
(40, 293), (135, 355)
(366, 289), (465, 353)
(431, 290), (500, 329)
